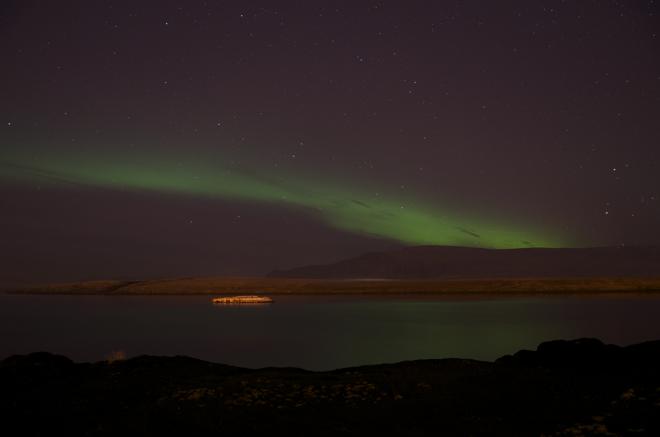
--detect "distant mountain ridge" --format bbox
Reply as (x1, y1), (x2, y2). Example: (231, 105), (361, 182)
(268, 246), (660, 279)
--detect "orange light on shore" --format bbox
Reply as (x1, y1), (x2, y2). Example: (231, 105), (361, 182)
(212, 295), (273, 304)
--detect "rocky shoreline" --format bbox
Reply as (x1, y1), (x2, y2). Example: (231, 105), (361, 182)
(3, 339), (660, 436)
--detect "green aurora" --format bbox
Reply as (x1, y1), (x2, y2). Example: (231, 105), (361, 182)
(0, 150), (569, 248)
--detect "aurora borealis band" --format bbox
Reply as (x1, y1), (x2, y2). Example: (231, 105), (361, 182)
(0, 149), (566, 249)
(2, 1), (660, 284)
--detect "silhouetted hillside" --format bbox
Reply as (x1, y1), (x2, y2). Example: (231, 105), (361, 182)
(3, 339), (660, 436)
(268, 246), (660, 279)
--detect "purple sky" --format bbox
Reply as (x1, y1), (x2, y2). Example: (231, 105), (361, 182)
(1, 1), (660, 285)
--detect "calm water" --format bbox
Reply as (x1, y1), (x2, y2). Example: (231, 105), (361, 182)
(2, 294), (660, 370)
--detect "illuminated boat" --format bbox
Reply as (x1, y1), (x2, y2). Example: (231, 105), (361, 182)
(212, 295), (273, 304)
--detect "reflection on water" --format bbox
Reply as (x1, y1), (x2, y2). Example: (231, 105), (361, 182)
(1, 294), (660, 370)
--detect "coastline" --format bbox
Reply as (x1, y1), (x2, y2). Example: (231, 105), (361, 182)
(6, 276), (660, 296)
(4, 338), (660, 436)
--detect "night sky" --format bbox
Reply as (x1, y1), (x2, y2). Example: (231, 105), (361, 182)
(1, 1), (660, 285)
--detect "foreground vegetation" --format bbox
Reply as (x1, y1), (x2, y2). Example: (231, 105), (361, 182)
(3, 339), (660, 436)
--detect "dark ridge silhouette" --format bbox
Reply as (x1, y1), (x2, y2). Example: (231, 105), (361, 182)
(268, 245), (660, 279)
(3, 339), (660, 436)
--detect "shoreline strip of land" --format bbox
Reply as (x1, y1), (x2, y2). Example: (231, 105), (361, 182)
(5, 276), (660, 295)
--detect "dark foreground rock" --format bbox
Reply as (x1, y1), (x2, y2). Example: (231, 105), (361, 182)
(2, 339), (660, 436)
